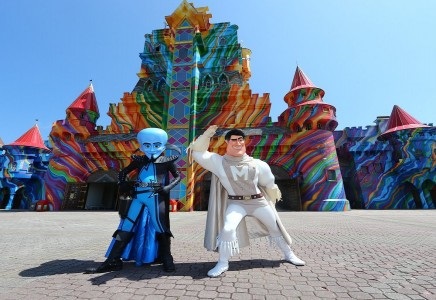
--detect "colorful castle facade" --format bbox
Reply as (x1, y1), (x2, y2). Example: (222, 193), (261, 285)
(1, 1), (434, 211)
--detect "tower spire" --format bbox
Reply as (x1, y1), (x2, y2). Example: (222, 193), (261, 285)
(379, 105), (429, 139)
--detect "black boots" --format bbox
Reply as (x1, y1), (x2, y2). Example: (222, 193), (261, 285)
(157, 233), (175, 272)
(85, 230), (133, 274)
(85, 231), (175, 274)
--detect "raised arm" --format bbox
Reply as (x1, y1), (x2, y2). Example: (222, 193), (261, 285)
(187, 125), (222, 173)
(188, 125), (218, 152)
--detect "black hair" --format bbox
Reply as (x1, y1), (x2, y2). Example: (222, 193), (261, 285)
(224, 129), (245, 141)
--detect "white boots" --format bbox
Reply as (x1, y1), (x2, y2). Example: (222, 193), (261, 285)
(284, 249), (306, 266)
(207, 239), (237, 277)
(208, 237), (305, 277)
(274, 236), (306, 266)
(207, 261), (229, 277)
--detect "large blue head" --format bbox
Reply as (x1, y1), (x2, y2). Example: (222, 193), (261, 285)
(137, 128), (168, 159)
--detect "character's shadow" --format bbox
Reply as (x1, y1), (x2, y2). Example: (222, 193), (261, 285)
(19, 259), (282, 285)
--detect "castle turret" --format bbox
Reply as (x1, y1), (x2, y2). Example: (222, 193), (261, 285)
(280, 66), (337, 131)
(334, 105), (435, 209)
(45, 83), (108, 210)
(65, 82), (100, 135)
(278, 66), (349, 211)
(0, 124), (51, 210)
(378, 105), (430, 141)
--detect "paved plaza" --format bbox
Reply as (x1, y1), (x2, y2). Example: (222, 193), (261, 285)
(0, 209), (435, 300)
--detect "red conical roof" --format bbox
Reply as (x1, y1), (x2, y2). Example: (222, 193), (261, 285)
(8, 124), (50, 151)
(68, 83), (99, 112)
(290, 66), (315, 91)
(379, 105), (429, 138)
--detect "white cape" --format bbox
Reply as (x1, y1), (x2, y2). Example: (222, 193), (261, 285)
(204, 174), (292, 251)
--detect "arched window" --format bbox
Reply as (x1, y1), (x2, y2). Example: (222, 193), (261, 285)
(145, 80), (153, 92)
(218, 74), (228, 86)
(203, 75), (213, 88)
(157, 79), (166, 93)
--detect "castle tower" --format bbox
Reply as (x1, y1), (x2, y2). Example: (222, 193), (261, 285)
(334, 105), (435, 209)
(45, 83), (119, 210)
(278, 66), (349, 210)
(163, 1), (213, 210)
(116, 0), (271, 210)
(0, 124), (50, 210)
(65, 82), (100, 135)
(367, 105), (434, 209)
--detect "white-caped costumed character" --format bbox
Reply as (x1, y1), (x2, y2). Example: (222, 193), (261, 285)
(188, 125), (305, 277)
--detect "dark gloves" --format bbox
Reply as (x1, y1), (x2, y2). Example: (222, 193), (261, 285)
(118, 181), (135, 197)
(155, 185), (171, 195)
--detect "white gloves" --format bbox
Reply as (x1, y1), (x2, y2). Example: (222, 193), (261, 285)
(187, 125), (218, 152)
(264, 184), (282, 202)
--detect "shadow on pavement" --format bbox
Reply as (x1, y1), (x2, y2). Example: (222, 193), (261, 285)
(18, 258), (283, 284)
(19, 259), (96, 277)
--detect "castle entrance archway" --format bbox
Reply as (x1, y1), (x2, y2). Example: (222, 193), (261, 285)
(85, 169), (119, 210)
(270, 165), (302, 211)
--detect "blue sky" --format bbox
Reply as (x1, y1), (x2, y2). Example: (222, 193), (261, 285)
(1, 0), (435, 144)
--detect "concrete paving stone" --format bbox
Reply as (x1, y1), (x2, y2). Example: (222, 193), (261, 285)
(281, 288), (304, 297)
(266, 296), (288, 300)
(348, 291), (374, 299)
(143, 296), (164, 300)
(217, 285), (237, 293)
(408, 296), (426, 300)
(383, 293), (414, 300)
(230, 292), (253, 299)
(184, 291), (200, 297)
(1, 210), (435, 300)
(165, 288), (187, 297)
(197, 290), (219, 298)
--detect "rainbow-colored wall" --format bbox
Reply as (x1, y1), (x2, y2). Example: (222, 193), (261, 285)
(335, 119), (435, 209)
(40, 1), (435, 212)
(42, 1), (348, 212)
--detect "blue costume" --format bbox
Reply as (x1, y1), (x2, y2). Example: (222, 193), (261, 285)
(106, 206), (158, 266)
(86, 128), (181, 273)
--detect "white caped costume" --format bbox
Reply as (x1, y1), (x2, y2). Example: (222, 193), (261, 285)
(188, 126), (305, 277)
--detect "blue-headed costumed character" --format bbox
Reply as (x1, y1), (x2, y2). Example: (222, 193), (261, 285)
(85, 128), (181, 273)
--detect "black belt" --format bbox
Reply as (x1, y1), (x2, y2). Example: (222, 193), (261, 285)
(135, 189), (156, 195)
(228, 193), (263, 200)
